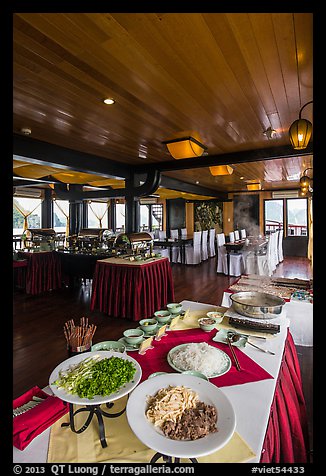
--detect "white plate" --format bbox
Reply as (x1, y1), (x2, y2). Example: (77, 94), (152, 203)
(167, 343), (231, 378)
(126, 373), (236, 459)
(49, 351), (142, 405)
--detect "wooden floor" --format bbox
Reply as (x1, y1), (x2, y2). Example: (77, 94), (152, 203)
(13, 256), (313, 456)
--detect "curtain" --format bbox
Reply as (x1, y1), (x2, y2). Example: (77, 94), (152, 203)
(53, 200), (70, 239)
(88, 201), (110, 228)
(14, 200), (42, 232)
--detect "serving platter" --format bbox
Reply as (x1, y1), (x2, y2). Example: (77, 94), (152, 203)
(49, 350), (142, 405)
(126, 373), (236, 459)
(167, 343), (231, 378)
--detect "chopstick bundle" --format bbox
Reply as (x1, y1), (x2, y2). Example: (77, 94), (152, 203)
(63, 317), (97, 349)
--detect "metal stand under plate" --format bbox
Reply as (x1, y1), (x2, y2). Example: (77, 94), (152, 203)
(150, 452), (198, 463)
(61, 401), (126, 448)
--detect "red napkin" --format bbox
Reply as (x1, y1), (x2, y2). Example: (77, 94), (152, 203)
(130, 328), (273, 387)
(13, 386), (68, 451)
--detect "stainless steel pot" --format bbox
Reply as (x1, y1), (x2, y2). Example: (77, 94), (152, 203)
(230, 291), (285, 319)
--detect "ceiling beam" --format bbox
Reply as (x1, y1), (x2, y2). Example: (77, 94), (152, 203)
(159, 175), (227, 200)
(13, 134), (132, 180)
(135, 143), (313, 172)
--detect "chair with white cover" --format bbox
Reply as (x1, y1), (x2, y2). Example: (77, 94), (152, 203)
(158, 230), (166, 240)
(278, 228), (284, 262)
(234, 230), (240, 241)
(184, 231), (202, 265)
(255, 234), (276, 276)
(170, 229), (180, 263)
(229, 231), (235, 243)
(229, 252), (244, 276)
(216, 233), (228, 274)
(201, 230), (209, 261)
(208, 228), (216, 258)
(181, 228), (187, 237)
(240, 229), (246, 239)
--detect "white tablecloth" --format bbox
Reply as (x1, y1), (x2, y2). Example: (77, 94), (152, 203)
(221, 291), (313, 347)
(14, 299), (290, 464)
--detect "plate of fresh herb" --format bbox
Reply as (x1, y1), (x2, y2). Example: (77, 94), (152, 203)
(49, 351), (142, 405)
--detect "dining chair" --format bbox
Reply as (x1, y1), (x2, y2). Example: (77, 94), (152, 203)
(184, 231), (202, 265)
(240, 229), (246, 239)
(216, 233), (228, 274)
(234, 230), (240, 241)
(228, 252), (244, 276)
(278, 228), (284, 263)
(180, 228), (187, 237)
(254, 234), (275, 276)
(229, 231), (235, 243)
(201, 230), (209, 261)
(208, 228), (216, 258)
(170, 229), (180, 263)
(158, 230), (166, 240)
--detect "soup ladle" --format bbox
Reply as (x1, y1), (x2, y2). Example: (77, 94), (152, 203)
(227, 331), (275, 355)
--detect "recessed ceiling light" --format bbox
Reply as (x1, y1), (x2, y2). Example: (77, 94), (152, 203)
(103, 98), (115, 105)
(195, 181), (199, 184)
(240, 176), (244, 180)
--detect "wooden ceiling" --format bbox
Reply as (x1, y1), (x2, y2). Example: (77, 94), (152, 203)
(13, 12), (313, 195)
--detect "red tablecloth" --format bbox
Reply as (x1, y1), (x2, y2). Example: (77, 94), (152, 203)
(17, 251), (62, 295)
(90, 257), (175, 321)
(129, 327), (273, 386)
(260, 329), (310, 463)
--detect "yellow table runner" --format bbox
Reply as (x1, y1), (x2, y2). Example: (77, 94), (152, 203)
(47, 396), (255, 463)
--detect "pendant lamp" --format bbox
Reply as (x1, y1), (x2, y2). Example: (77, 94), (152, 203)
(162, 130), (207, 159)
(209, 165), (233, 176)
(289, 101), (313, 150)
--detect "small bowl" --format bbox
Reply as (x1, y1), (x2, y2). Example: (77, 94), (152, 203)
(91, 341), (126, 353)
(167, 303), (183, 315)
(139, 318), (158, 333)
(154, 310), (171, 323)
(198, 317), (218, 332)
(206, 311), (224, 324)
(181, 370), (208, 381)
(123, 328), (144, 344)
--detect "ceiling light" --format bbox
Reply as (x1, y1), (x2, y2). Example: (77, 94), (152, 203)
(209, 165), (234, 176)
(263, 127), (277, 139)
(299, 168), (313, 194)
(289, 101), (313, 150)
(162, 130), (207, 159)
(246, 183), (262, 191)
(240, 176), (244, 180)
(103, 98), (115, 105)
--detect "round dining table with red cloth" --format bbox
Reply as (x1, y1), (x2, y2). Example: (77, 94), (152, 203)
(90, 257), (175, 321)
(17, 251), (62, 295)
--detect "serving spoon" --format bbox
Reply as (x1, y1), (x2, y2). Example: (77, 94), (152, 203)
(227, 331), (275, 355)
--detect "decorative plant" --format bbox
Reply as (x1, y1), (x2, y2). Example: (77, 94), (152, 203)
(194, 201), (223, 231)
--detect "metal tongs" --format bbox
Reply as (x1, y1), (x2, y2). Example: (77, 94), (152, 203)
(13, 396), (45, 418)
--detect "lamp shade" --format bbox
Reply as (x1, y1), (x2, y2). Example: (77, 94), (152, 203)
(299, 175), (311, 188)
(209, 165), (233, 176)
(289, 118), (312, 150)
(162, 131), (207, 159)
(246, 183), (262, 191)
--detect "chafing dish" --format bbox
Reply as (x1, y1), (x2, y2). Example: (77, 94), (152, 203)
(68, 228), (113, 251)
(25, 228), (58, 250)
(230, 291), (285, 319)
(114, 232), (153, 255)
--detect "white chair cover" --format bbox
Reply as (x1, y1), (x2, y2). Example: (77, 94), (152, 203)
(158, 230), (166, 240)
(170, 229), (180, 262)
(184, 231), (202, 265)
(229, 253), (244, 276)
(234, 230), (240, 241)
(278, 228), (284, 262)
(152, 247), (170, 261)
(244, 253), (257, 275)
(208, 228), (216, 257)
(240, 229), (246, 239)
(255, 236), (275, 276)
(229, 231), (235, 243)
(201, 230), (208, 261)
(181, 228), (187, 237)
(216, 233), (228, 274)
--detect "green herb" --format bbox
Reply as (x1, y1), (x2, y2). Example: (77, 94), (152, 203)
(53, 356), (136, 399)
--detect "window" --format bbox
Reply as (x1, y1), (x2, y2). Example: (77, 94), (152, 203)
(87, 201), (109, 228)
(286, 199), (307, 236)
(139, 204), (163, 232)
(13, 197), (42, 235)
(53, 200), (69, 233)
(264, 199), (284, 234)
(116, 203), (125, 232)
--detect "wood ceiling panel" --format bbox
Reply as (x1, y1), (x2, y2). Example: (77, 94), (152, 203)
(13, 13), (313, 194)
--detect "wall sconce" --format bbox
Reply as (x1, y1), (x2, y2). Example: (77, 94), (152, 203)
(246, 183), (262, 191)
(209, 165), (234, 176)
(289, 101), (313, 150)
(162, 131), (207, 159)
(299, 167), (313, 195)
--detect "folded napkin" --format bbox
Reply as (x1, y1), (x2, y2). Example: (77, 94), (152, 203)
(13, 386), (68, 451)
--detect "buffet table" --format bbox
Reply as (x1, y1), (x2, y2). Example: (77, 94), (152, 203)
(17, 251), (62, 295)
(90, 256), (175, 321)
(57, 250), (113, 286)
(13, 300), (309, 464)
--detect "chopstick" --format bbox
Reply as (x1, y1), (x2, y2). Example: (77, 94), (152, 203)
(226, 336), (241, 371)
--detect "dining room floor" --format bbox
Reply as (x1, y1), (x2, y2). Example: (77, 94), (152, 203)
(12, 255), (313, 460)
